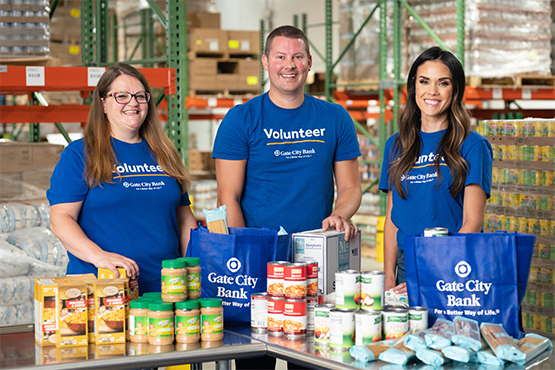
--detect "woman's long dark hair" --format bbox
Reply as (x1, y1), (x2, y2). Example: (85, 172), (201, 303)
(389, 46), (470, 199)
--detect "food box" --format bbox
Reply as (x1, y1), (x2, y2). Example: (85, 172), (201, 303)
(292, 229), (361, 295)
(34, 277), (67, 346)
(93, 279), (126, 344)
(55, 281), (88, 347)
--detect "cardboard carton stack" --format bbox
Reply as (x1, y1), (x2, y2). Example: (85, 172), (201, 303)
(188, 12), (260, 96)
(48, 0), (83, 66)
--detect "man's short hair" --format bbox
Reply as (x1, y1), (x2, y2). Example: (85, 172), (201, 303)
(264, 25), (310, 58)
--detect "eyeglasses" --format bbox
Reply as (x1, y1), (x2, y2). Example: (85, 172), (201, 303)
(104, 91), (151, 104)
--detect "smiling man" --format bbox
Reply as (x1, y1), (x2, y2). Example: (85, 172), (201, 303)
(213, 25), (362, 242)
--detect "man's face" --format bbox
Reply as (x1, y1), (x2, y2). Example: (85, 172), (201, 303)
(262, 36), (312, 99)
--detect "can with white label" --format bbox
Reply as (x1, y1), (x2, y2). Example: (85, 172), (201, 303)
(267, 297), (283, 336)
(251, 292), (267, 333)
(267, 261), (287, 298)
(382, 307), (409, 340)
(408, 306), (428, 331)
(284, 262), (307, 299)
(314, 304), (334, 346)
(306, 296), (318, 333)
(360, 271), (385, 310)
(283, 298), (307, 338)
(424, 227), (448, 237)
(329, 308), (355, 351)
(335, 270), (360, 309)
(355, 309), (382, 345)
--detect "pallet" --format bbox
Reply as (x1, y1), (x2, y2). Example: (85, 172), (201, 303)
(0, 56), (58, 66)
(467, 74), (555, 89)
(336, 79), (380, 92)
(188, 89), (259, 99)
(188, 51), (258, 61)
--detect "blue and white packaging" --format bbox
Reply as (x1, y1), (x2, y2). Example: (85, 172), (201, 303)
(442, 345), (477, 363)
(416, 348), (450, 366)
(480, 323), (525, 363)
(425, 318), (454, 349)
(404, 329), (430, 352)
(514, 333), (553, 365)
(379, 339), (415, 365)
(452, 316), (483, 352)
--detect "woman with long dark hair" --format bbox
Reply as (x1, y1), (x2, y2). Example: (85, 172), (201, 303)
(48, 63), (197, 293)
(379, 47), (493, 293)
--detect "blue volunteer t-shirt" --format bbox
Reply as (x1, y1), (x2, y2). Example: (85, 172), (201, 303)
(47, 138), (190, 293)
(379, 129), (493, 250)
(212, 93), (361, 234)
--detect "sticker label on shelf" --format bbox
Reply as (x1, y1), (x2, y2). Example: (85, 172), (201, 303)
(26, 66), (45, 86)
(88, 67), (106, 87)
(521, 89), (531, 100)
(492, 88), (502, 100)
(0, 66), (6, 73)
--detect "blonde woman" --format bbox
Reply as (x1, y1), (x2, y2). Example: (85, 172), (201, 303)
(48, 63), (197, 293)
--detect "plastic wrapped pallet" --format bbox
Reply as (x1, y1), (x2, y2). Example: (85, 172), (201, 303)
(0, 203), (42, 233)
(407, 0), (553, 78)
(6, 227), (69, 267)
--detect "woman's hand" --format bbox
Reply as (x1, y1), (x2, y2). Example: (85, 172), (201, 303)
(92, 251), (139, 279)
(390, 282), (407, 294)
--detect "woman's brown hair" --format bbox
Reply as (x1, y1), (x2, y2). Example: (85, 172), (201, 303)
(388, 47), (470, 199)
(83, 63), (190, 192)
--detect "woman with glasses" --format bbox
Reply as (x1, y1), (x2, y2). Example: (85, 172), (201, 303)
(47, 63), (197, 293)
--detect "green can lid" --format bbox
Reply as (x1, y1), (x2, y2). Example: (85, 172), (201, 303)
(199, 298), (222, 308)
(162, 259), (186, 269)
(181, 257), (200, 266)
(130, 300), (151, 310)
(175, 300), (200, 310)
(142, 292), (162, 299)
(175, 257), (189, 266)
(149, 302), (174, 311)
(515, 113), (523, 119)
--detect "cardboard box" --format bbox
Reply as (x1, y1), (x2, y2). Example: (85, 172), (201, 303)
(187, 12), (220, 29)
(227, 31), (260, 55)
(293, 229), (361, 295)
(189, 58), (218, 75)
(22, 168), (54, 190)
(0, 143), (33, 172)
(188, 150), (214, 172)
(189, 74), (217, 90)
(56, 281), (88, 347)
(237, 60), (260, 90)
(217, 74), (239, 90)
(32, 143), (64, 170)
(189, 28), (224, 54)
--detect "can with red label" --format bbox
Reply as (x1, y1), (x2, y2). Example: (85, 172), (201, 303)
(267, 297), (284, 336)
(251, 292), (267, 333)
(284, 262), (307, 299)
(318, 290), (324, 305)
(267, 261), (287, 298)
(283, 298), (307, 338)
(306, 261), (319, 297)
(307, 296), (318, 333)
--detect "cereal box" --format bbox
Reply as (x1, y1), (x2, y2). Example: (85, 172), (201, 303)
(56, 281), (88, 347)
(94, 279), (126, 344)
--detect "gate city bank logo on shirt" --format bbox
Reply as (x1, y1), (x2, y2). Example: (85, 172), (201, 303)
(401, 152), (448, 183)
(264, 127), (325, 159)
(434, 260), (493, 312)
(207, 257), (258, 308)
(114, 162), (170, 191)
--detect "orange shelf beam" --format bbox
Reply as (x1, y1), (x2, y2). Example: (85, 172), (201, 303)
(0, 105), (90, 123)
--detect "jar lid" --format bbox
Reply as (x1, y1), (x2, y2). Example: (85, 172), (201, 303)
(181, 257), (200, 266)
(175, 257), (189, 266)
(199, 298), (222, 308)
(149, 302), (174, 311)
(175, 300), (200, 310)
(130, 300), (150, 309)
(162, 259), (186, 269)
(142, 292), (162, 299)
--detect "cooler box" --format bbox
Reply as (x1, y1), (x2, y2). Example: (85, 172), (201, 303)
(292, 229), (361, 295)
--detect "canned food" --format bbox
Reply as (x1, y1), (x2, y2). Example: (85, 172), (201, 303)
(424, 228), (448, 237)
(382, 307), (409, 340)
(528, 290), (537, 305)
(480, 120), (489, 136)
(501, 121), (515, 137)
(306, 296), (318, 333)
(540, 220), (551, 236)
(509, 216), (519, 233)
(284, 263), (307, 299)
(529, 218), (541, 235)
(355, 309), (382, 345)
(251, 293), (267, 333)
(521, 145), (534, 161)
(360, 271), (385, 310)
(267, 297), (284, 336)
(314, 304), (334, 345)
(488, 120), (500, 136)
(335, 270), (360, 309)
(491, 144), (498, 159)
(283, 298), (307, 338)
(521, 195), (538, 209)
(267, 261), (286, 297)
(408, 306), (429, 331)
(306, 261), (318, 296)
(491, 168), (499, 184)
(503, 169), (519, 185)
(522, 121), (536, 137)
(532, 245), (539, 258)
(329, 308), (356, 351)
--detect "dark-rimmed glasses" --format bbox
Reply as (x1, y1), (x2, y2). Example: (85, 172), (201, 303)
(104, 91), (151, 104)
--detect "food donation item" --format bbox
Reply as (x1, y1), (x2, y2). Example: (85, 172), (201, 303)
(425, 318), (454, 350)
(452, 316), (483, 352)
(175, 299), (200, 344)
(379, 338), (416, 365)
(404, 329), (430, 352)
(335, 270), (360, 309)
(148, 302), (174, 345)
(306, 261), (319, 297)
(267, 261), (286, 297)
(514, 333), (553, 365)
(179, 257), (201, 299)
(161, 259), (187, 303)
(314, 304), (334, 346)
(267, 297), (284, 336)
(284, 262), (307, 299)
(360, 271), (385, 310)
(94, 279), (126, 345)
(424, 227), (448, 237)
(349, 340), (396, 362)
(442, 345), (477, 363)
(329, 308), (355, 351)
(408, 306), (428, 331)
(355, 309), (382, 345)
(250, 292), (267, 333)
(306, 296), (317, 333)
(382, 307), (409, 340)
(34, 277), (66, 346)
(200, 298), (223, 341)
(283, 298), (307, 338)
(203, 205), (229, 234)
(56, 281), (88, 347)
(415, 348), (450, 366)
(129, 300), (150, 343)
(480, 322), (525, 363)
(477, 347), (506, 366)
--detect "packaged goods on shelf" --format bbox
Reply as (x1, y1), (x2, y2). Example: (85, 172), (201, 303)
(188, 179), (217, 217)
(408, 0), (553, 78)
(0, 0), (50, 58)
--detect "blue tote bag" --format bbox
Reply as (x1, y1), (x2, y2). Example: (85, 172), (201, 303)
(186, 226), (291, 323)
(404, 231), (535, 339)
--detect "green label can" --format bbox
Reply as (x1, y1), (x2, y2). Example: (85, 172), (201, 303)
(335, 270), (360, 309)
(360, 271), (385, 310)
(329, 308), (355, 351)
(355, 309), (382, 345)
(382, 307), (408, 340)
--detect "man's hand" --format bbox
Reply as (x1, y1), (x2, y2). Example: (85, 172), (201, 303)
(322, 213), (358, 241)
